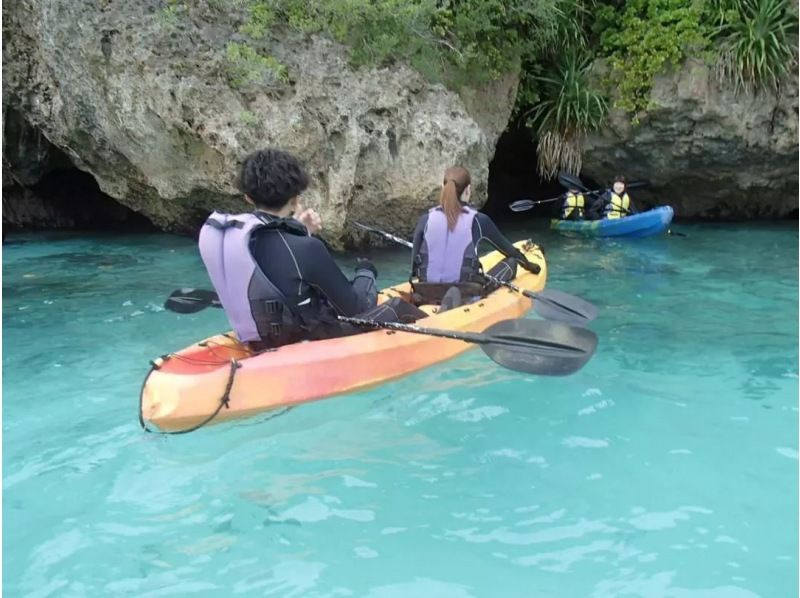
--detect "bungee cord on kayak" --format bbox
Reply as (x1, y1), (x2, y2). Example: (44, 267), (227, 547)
(139, 358), (240, 435)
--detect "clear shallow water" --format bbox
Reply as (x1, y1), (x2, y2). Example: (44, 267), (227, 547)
(3, 223), (797, 597)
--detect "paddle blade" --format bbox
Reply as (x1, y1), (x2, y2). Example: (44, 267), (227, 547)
(480, 319), (598, 376)
(532, 288), (599, 326)
(626, 180), (650, 190)
(510, 195), (564, 212)
(509, 199), (536, 212)
(558, 171), (588, 192)
(164, 288), (220, 313)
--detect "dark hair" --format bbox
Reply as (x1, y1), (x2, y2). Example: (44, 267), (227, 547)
(613, 175), (626, 184)
(440, 166), (470, 231)
(238, 148), (309, 209)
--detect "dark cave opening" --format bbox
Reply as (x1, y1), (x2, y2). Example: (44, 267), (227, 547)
(2, 110), (156, 235)
(3, 166), (157, 234)
(484, 125), (560, 222)
(484, 124), (599, 222)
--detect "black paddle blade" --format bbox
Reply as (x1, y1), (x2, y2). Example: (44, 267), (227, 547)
(164, 288), (220, 313)
(481, 318), (597, 376)
(558, 171), (588, 192)
(532, 288), (599, 326)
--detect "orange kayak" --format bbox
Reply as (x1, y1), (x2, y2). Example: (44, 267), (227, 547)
(140, 240), (546, 432)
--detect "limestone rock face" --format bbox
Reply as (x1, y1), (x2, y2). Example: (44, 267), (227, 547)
(2, 0), (518, 243)
(584, 59), (799, 219)
(2, 109), (73, 188)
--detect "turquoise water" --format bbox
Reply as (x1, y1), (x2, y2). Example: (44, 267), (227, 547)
(3, 223), (797, 597)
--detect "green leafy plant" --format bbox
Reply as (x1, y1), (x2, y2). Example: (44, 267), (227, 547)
(597, 0), (711, 116)
(522, 50), (608, 177)
(712, 0), (798, 93)
(235, 0), (567, 87)
(225, 41), (289, 89)
(240, 1), (277, 39)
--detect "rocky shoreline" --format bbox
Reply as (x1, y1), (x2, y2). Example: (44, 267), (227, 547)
(3, 1), (797, 243)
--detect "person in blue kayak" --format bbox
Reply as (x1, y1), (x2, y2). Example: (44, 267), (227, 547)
(198, 148), (423, 351)
(586, 175), (637, 220)
(410, 166), (541, 306)
(603, 175), (637, 219)
(560, 186), (585, 220)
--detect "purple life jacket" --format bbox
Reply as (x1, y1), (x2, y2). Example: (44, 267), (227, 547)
(198, 212), (306, 345)
(418, 207), (480, 283)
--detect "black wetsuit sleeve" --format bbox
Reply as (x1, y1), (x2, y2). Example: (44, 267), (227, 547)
(473, 213), (528, 262)
(411, 213), (428, 277)
(588, 192), (608, 218)
(302, 238), (373, 316)
(473, 213), (540, 273)
(628, 195), (638, 215)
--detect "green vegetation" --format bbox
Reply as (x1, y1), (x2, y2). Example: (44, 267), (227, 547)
(523, 49), (609, 177)
(238, 109), (259, 127)
(225, 41), (289, 89)
(596, 0), (797, 115)
(159, 0), (183, 26)
(161, 0), (797, 175)
(595, 0), (711, 116)
(235, 0), (563, 86)
(712, 0), (798, 93)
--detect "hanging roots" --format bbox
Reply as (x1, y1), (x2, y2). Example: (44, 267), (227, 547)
(537, 130), (583, 179)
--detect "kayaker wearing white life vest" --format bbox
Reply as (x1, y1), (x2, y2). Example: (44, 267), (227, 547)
(410, 166), (541, 305)
(198, 148), (424, 351)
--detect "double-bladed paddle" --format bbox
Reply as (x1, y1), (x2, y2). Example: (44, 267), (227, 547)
(163, 288), (598, 376)
(510, 172), (650, 213)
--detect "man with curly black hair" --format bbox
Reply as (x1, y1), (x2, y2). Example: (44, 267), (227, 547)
(198, 148), (421, 350)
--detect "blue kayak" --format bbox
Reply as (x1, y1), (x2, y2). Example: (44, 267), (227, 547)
(550, 206), (674, 238)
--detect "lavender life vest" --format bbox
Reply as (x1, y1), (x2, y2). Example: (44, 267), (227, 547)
(198, 212), (303, 344)
(418, 207), (480, 283)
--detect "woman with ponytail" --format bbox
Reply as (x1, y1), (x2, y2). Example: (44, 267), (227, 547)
(410, 166), (541, 306)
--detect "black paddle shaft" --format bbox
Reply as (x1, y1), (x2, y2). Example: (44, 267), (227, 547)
(339, 316), (592, 358)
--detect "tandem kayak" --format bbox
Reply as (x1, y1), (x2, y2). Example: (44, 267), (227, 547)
(140, 240), (546, 432)
(550, 206), (674, 238)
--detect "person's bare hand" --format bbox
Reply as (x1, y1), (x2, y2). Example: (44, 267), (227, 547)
(294, 205), (323, 235)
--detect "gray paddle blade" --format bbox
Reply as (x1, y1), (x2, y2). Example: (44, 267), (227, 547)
(533, 288), (599, 326)
(164, 288), (220, 313)
(481, 318), (598, 376)
(509, 199), (536, 212)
